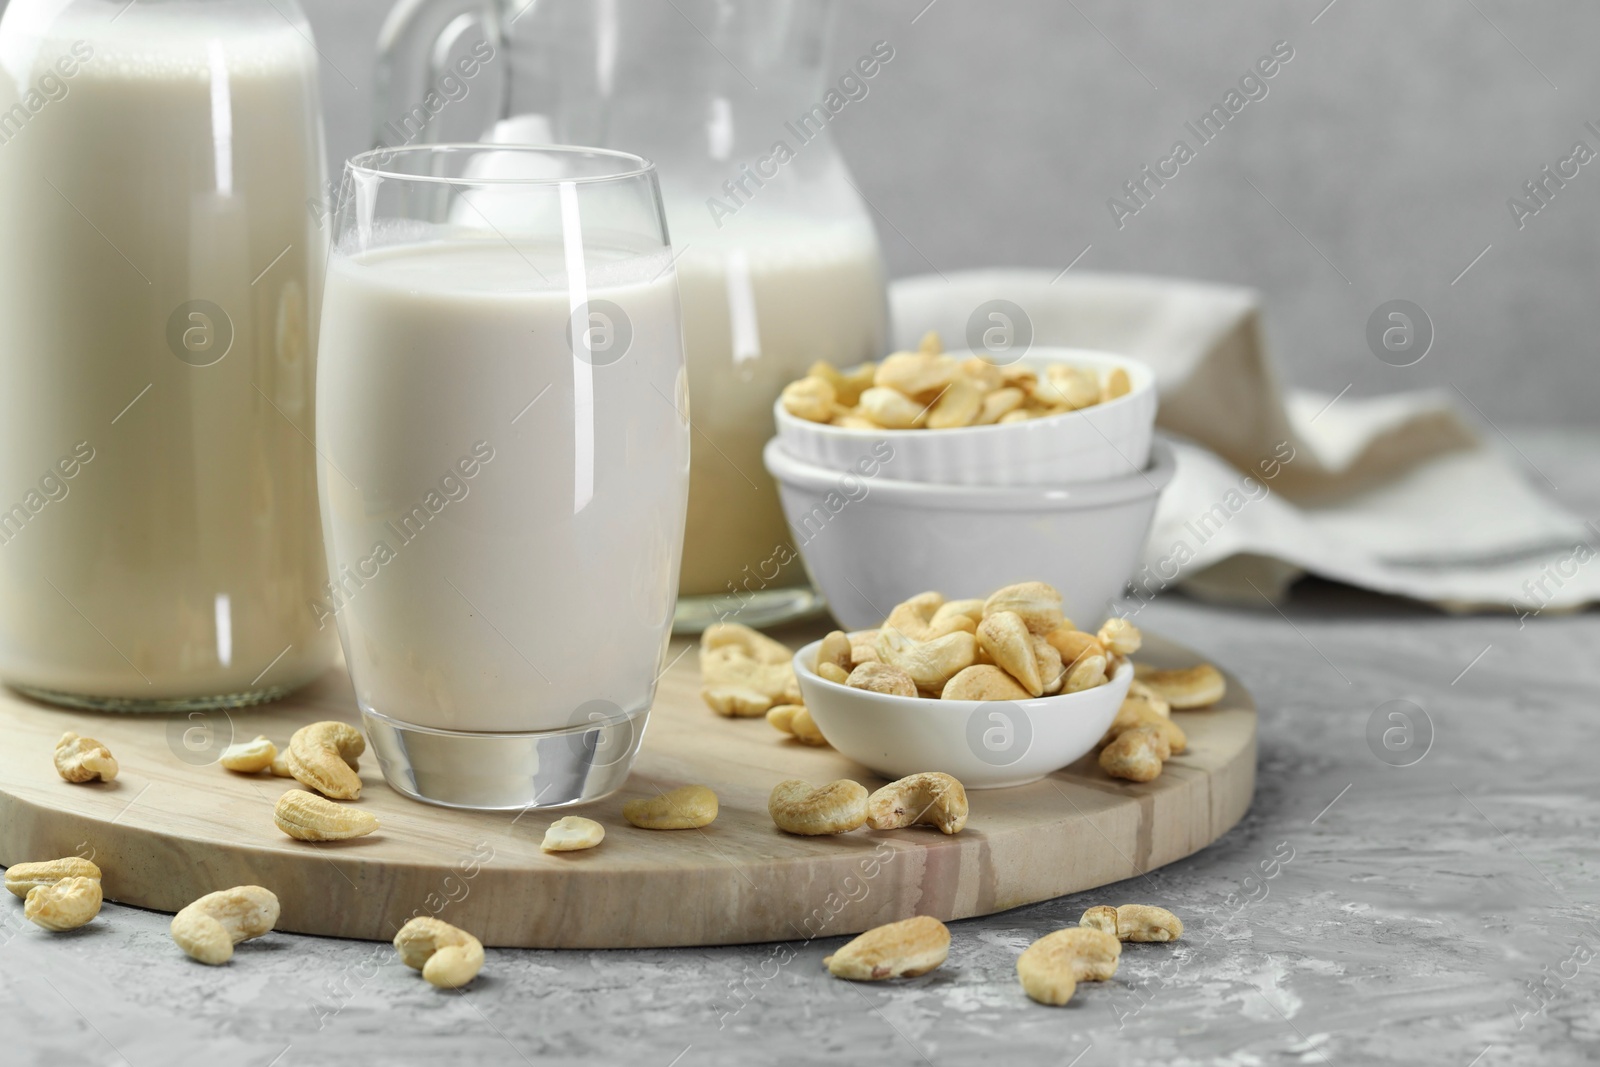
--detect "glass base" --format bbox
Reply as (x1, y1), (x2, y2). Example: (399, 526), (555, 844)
(362, 706), (646, 811)
(9, 682), (298, 713)
(672, 585), (829, 635)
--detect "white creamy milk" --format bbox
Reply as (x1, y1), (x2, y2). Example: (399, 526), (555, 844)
(315, 240), (689, 733)
(0, 18), (334, 702)
(667, 211), (886, 599)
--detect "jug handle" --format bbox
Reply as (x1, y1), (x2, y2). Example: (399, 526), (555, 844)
(373, 0), (509, 148)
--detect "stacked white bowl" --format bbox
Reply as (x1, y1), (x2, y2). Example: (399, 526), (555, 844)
(761, 347), (1173, 631)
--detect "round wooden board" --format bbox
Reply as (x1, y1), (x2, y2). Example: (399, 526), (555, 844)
(0, 628), (1254, 949)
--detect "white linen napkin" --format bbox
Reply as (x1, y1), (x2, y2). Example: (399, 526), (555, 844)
(889, 270), (1599, 615)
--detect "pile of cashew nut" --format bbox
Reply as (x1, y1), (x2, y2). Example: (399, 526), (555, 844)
(781, 329), (1133, 430)
(817, 583), (1134, 702)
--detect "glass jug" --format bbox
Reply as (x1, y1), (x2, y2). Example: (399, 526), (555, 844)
(376, 0), (891, 631)
(0, 0), (338, 708)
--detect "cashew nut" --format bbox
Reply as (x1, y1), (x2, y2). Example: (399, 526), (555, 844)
(273, 789), (379, 841)
(1017, 927), (1121, 1005)
(882, 591), (944, 640)
(977, 611), (1043, 696)
(53, 731), (117, 783)
(1099, 725), (1171, 782)
(541, 816), (605, 852)
(817, 630), (854, 672)
(1126, 680), (1171, 718)
(24, 876), (102, 932)
(703, 622), (793, 665)
(1099, 696), (1187, 753)
(1034, 364), (1101, 410)
(701, 685), (775, 717)
(769, 779), (868, 835)
(170, 886), (280, 965)
(930, 598), (985, 631)
(940, 664), (1031, 701)
(866, 773), (968, 835)
(817, 662), (850, 685)
(220, 736), (278, 774)
(1105, 366), (1132, 399)
(1096, 617), (1142, 655)
(847, 630), (881, 664)
(767, 704), (828, 747)
(925, 377), (984, 429)
(874, 352), (958, 400)
(623, 784), (718, 829)
(1045, 628), (1104, 664)
(1081, 904), (1183, 942)
(846, 661), (918, 697)
(781, 375), (837, 423)
(394, 916), (485, 989)
(1064, 653), (1108, 693)
(1134, 663), (1227, 709)
(1032, 636), (1066, 695)
(700, 633), (800, 717)
(285, 721), (365, 800)
(875, 628), (977, 694)
(857, 386), (927, 429)
(975, 386), (1026, 425)
(825, 916), (950, 980)
(6, 857), (101, 898)
(960, 357), (1004, 393)
(918, 329), (944, 356)
(982, 582), (1065, 635)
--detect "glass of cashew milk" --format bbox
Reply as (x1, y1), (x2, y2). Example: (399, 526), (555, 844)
(315, 144), (690, 809)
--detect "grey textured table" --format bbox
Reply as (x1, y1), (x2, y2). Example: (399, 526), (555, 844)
(3, 430), (1598, 1067)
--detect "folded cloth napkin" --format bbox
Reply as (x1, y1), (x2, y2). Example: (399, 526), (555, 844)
(890, 270), (1600, 615)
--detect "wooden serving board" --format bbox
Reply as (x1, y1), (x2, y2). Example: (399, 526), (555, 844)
(0, 628), (1254, 949)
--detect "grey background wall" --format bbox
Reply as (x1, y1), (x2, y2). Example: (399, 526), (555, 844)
(11, 0), (1598, 423)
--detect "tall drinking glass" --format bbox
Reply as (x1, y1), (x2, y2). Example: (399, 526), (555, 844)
(316, 145), (690, 810)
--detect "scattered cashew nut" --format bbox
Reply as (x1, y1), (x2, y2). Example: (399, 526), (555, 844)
(769, 779), (869, 836)
(1081, 904), (1183, 942)
(1134, 663), (1226, 709)
(825, 916), (950, 980)
(394, 916), (485, 989)
(170, 886), (280, 965)
(25, 876), (102, 931)
(767, 704), (828, 747)
(54, 731), (117, 783)
(285, 721), (365, 800)
(1017, 927), (1121, 1005)
(220, 736), (279, 774)
(623, 784), (718, 829)
(1099, 725), (1171, 783)
(866, 773), (968, 835)
(541, 816), (605, 852)
(273, 789), (379, 841)
(5, 857), (101, 898)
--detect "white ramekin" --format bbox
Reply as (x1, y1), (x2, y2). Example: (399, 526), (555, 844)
(762, 438), (1176, 631)
(773, 348), (1157, 486)
(793, 639), (1133, 788)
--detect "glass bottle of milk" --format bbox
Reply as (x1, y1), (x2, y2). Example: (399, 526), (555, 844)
(0, 0), (338, 708)
(375, 0), (891, 631)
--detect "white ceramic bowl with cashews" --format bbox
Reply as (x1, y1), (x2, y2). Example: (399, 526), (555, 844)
(793, 641), (1132, 788)
(763, 438), (1176, 631)
(774, 348), (1157, 486)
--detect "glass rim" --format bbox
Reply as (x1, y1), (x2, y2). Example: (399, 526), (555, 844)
(344, 143), (656, 186)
